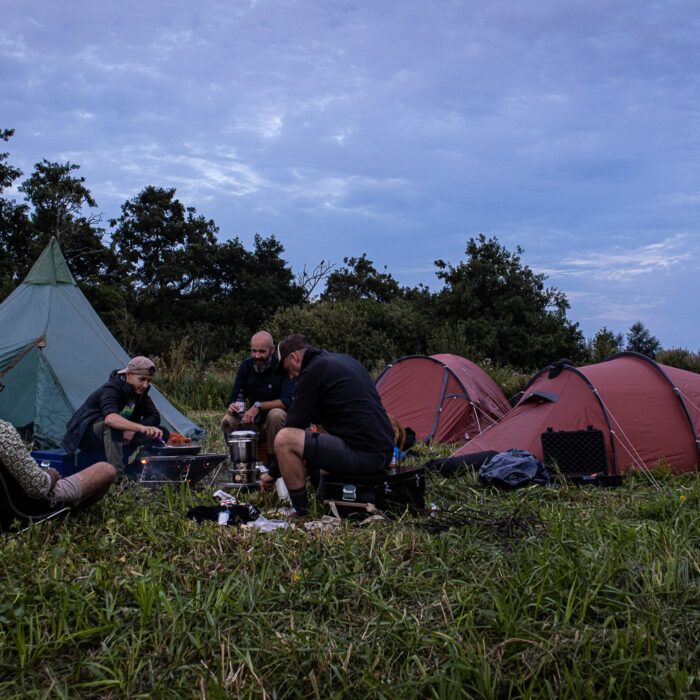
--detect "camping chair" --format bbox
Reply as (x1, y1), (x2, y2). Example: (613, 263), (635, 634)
(0, 464), (69, 534)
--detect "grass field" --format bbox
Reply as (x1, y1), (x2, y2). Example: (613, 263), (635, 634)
(1, 412), (698, 698)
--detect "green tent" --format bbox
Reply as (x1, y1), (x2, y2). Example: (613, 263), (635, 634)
(0, 238), (204, 447)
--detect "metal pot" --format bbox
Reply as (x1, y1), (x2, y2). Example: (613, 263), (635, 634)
(227, 430), (258, 470)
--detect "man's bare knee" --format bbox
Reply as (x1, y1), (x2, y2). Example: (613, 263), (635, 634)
(275, 427), (303, 454)
(95, 461), (117, 482)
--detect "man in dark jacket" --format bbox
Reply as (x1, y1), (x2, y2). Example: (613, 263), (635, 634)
(62, 356), (163, 478)
(262, 334), (394, 516)
(221, 331), (295, 463)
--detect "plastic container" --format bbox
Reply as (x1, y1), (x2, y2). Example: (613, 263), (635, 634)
(275, 478), (290, 502)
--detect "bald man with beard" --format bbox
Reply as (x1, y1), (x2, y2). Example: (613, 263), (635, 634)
(221, 331), (296, 463)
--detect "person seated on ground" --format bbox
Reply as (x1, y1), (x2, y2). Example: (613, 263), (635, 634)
(221, 331), (295, 464)
(62, 356), (165, 480)
(1, 419), (116, 508)
(262, 334), (394, 516)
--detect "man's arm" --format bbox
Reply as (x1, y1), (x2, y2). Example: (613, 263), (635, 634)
(286, 369), (322, 430)
(104, 413), (163, 439)
(0, 420), (53, 499)
(279, 375), (296, 409)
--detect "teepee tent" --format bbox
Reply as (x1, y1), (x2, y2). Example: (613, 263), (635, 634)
(375, 353), (512, 444)
(452, 353), (700, 475)
(0, 238), (204, 448)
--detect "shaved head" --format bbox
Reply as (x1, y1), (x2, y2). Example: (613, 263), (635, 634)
(250, 331), (275, 372)
(251, 330), (274, 348)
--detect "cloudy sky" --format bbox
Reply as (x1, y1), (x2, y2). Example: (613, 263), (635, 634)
(3, 0), (699, 349)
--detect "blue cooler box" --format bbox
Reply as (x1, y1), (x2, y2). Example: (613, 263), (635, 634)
(30, 449), (97, 476)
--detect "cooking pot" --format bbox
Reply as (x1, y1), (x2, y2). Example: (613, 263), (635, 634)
(227, 430), (258, 470)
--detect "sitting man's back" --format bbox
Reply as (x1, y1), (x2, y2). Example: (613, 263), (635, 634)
(263, 334), (394, 515)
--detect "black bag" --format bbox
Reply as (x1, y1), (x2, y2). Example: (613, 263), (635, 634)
(424, 450), (499, 477)
(479, 449), (553, 489)
(322, 466), (425, 513)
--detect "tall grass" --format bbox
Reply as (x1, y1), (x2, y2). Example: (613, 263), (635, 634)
(153, 338), (241, 412)
(1, 418), (698, 697)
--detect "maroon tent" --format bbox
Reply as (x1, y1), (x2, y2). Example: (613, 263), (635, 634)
(375, 354), (511, 444)
(452, 352), (700, 475)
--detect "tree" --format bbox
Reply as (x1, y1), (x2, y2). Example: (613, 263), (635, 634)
(586, 326), (624, 364)
(110, 186), (219, 295)
(0, 129), (30, 296)
(203, 233), (305, 351)
(296, 259), (335, 301)
(0, 129), (22, 193)
(110, 187), (304, 358)
(625, 321), (661, 359)
(655, 347), (700, 373)
(321, 254), (402, 303)
(0, 129), (26, 299)
(109, 186), (221, 353)
(433, 235), (585, 369)
(270, 296), (431, 371)
(17, 159), (111, 282)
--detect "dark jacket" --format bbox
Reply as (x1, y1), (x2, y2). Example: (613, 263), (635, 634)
(226, 356), (295, 409)
(286, 347), (394, 456)
(62, 370), (160, 454)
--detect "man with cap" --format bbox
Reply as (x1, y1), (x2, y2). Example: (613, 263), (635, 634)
(262, 334), (394, 516)
(221, 331), (295, 464)
(62, 356), (164, 479)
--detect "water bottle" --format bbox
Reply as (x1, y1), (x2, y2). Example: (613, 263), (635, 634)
(275, 477), (290, 502)
(235, 392), (245, 414)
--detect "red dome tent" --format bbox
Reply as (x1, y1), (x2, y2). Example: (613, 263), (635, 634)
(375, 354), (512, 444)
(452, 352), (700, 475)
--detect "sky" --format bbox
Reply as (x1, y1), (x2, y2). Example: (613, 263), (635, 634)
(2, 0), (700, 350)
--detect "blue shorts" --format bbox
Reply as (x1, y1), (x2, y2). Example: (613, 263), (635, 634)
(303, 431), (392, 475)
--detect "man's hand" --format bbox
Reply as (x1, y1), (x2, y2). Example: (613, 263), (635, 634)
(260, 472), (276, 492)
(241, 406), (259, 425)
(141, 425), (163, 440)
(227, 402), (239, 416)
(123, 429), (135, 444)
(47, 468), (61, 489)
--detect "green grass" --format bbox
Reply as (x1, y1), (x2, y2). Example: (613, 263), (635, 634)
(1, 413), (698, 698)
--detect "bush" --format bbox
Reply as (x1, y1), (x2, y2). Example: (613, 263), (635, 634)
(656, 347), (700, 373)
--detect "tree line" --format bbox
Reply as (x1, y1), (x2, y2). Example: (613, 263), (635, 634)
(2, 128), (696, 375)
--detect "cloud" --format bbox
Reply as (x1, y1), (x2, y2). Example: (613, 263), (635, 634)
(543, 234), (695, 282)
(0, 32), (29, 61)
(231, 113), (285, 140)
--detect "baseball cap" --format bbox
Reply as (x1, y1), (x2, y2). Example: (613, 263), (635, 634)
(275, 334), (310, 372)
(117, 356), (156, 376)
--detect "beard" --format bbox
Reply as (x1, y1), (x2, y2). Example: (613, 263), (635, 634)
(252, 355), (273, 374)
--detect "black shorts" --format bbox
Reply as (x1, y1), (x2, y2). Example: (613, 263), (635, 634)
(303, 431), (391, 475)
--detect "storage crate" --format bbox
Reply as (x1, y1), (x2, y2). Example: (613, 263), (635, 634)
(540, 427), (611, 476)
(323, 465), (425, 514)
